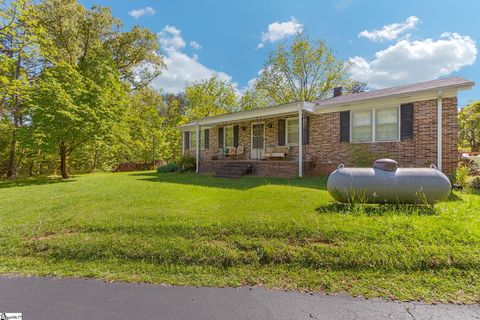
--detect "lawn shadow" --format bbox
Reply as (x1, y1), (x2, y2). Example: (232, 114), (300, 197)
(316, 202), (438, 216)
(0, 176), (75, 189)
(131, 171), (328, 190)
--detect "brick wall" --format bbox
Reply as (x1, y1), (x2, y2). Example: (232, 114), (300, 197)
(184, 97), (458, 177)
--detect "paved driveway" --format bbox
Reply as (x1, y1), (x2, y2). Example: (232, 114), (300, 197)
(0, 276), (478, 320)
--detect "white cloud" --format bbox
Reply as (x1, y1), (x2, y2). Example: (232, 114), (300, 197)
(190, 41), (202, 50)
(128, 7), (156, 19)
(359, 16), (420, 42)
(153, 26), (234, 93)
(257, 17), (303, 49)
(158, 25), (186, 50)
(350, 32), (477, 88)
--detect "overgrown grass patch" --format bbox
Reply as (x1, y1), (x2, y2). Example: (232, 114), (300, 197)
(0, 172), (479, 303)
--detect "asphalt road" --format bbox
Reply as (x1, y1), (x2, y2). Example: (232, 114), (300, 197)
(0, 276), (478, 320)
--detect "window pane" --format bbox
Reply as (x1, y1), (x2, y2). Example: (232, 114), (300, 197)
(225, 127), (234, 147)
(190, 130), (197, 149)
(286, 118), (299, 145)
(352, 110), (372, 126)
(376, 124), (398, 141)
(352, 126), (372, 142)
(375, 107), (399, 141)
(351, 110), (372, 142)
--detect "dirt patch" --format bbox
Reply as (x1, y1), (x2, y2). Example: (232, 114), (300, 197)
(33, 228), (78, 241)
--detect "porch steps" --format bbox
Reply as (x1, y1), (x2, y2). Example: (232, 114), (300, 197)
(214, 163), (253, 178)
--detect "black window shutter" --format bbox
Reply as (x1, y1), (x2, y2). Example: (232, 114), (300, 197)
(233, 125), (239, 147)
(400, 103), (414, 140)
(340, 111), (350, 143)
(303, 116), (310, 145)
(204, 129), (209, 149)
(184, 131), (190, 150)
(218, 127), (224, 148)
(278, 119), (286, 146)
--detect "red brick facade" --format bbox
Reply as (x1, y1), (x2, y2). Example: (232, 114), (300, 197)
(184, 97), (458, 177)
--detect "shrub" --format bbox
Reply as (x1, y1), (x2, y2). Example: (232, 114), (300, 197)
(468, 176), (480, 190)
(157, 163), (180, 173)
(454, 165), (470, 187)
(177, 155), (196, 172)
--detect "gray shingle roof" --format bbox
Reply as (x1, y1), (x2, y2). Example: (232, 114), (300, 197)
(315, 77), (475, 107)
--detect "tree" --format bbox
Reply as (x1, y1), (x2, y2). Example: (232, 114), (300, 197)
(342, 79), (368, 94)
(459, 101), (480, 152)
(255, 32), (349, 104)
(184, 76), (238, 119)
(0, 0), (45, 178)
(238, 87), (274, 110)
(30, 61), (127, 178)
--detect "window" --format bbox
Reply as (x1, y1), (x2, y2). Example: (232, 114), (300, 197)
(375, 107), (399, 141)
(189, 130), (197, 150)
(286, 117), (299, 145)
(351, 106), (400, 143)
(189, 130), (206, 149)
(351, 110), (372, 142)
(224, 126), (234, 148)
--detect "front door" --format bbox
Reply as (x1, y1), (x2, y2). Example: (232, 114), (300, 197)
(251, 123), (265, 159)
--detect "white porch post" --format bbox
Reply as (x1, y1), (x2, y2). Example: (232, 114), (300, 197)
(437, 97), (443, 171)
(196, 124), (200, 173)
(298, 108), (303, 177)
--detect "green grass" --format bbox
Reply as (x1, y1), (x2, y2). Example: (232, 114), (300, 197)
(0, 171), (479, 303)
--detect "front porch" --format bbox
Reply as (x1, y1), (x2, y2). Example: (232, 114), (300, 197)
(181, 101), (316, 178)
(200, 159), (315, 178)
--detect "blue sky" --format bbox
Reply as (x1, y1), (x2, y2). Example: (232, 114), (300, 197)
(80, 0), (479, 106)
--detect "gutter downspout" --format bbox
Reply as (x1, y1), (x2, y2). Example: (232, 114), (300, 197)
(437, 95), (443, 172)
(196, 124), (200, 173)
(298, 106), (303, 178)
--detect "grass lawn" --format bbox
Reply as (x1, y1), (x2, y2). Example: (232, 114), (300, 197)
(0, 171), (479, 303)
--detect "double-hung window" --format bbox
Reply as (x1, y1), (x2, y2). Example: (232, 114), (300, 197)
(351, 106), (399, 143)
(286, 117), (299, 145)
(189, 130), (206, 150)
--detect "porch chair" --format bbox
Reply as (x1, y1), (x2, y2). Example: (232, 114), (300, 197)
(235, 146), (245, 160)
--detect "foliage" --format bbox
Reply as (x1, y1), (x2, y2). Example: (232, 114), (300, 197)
(454, 165), (470, 187)
(0, 172), (479, 303)
(458, 101), (480, 152)
(184, 75), (238, 119)
(348, 144), (388, 167)
(255, 32), (349, 104)
(157, 163), (180, 173)
(177, 155), (196, 172)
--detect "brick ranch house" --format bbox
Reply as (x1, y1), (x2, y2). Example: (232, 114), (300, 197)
(180, 77), (474, 178)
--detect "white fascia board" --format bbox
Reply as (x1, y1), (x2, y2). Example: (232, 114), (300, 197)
(182, 101), (311, 127)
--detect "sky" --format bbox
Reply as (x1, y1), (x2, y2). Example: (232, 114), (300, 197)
(79, 0), (480, 107)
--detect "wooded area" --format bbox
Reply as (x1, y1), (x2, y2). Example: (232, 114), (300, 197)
(0, 0), (362, 179)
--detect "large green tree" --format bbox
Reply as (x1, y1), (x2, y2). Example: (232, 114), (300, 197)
(459, 101), (480, 152)
(255, 32), (349, 104)
(0, 0), (45, 178)
(185, 76), (238, 119)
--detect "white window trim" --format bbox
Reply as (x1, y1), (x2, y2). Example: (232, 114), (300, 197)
(285, 117), (299, 146)
(223, 125), (234, 148)
(350, 106), (401, 143)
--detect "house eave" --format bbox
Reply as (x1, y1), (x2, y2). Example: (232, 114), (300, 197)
(180, 101), (313, 130)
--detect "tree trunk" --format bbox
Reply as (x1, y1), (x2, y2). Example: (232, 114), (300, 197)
(7, 56), (22, 179)
(59, 142), (69, 179)
(472, 145), (479, 153)
(93, 148), (99, 172)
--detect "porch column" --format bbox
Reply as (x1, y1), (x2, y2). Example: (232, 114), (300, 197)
(298, 108), (303, 177)
(196, 124), (200, 173)
(437, 97), (443, 171)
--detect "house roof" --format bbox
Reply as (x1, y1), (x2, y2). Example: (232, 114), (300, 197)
(180, 77), (474, 129)
(314, 77), (474, 108)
